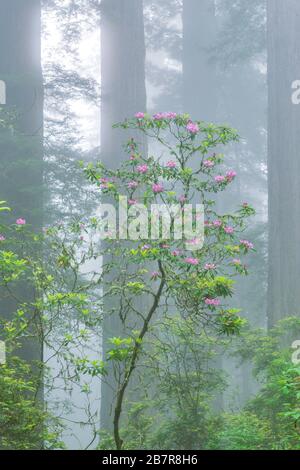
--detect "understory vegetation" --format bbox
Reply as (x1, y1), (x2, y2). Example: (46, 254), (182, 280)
(0, 114), (299, 450)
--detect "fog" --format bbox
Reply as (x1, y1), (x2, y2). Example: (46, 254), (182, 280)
(0, 0), (299, 452)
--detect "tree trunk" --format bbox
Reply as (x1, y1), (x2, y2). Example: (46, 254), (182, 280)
(0, 0), (43, 232)
(267, 0), (300, 327)
(100, 0), (147, 432)
(0, 2), (43, 448)
(0, 1), (43, 370)
(182, 0), (226, 411)
(182, 0), (218, 121)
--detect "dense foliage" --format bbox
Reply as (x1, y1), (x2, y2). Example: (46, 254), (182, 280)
(0, 115), (299, 450)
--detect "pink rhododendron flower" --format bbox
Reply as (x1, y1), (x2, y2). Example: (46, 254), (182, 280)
(151, 271), (160, 280)
(214, 175), (225, 183)
(166, 160), (177, 168)
(240, 239), (254, 250)
(205, 298), (221, 306)
(172, 250), (181, 256)
(213, 220), (222, 227)
(165, 112), (177, 119)
(99, 177), (110, 189)
(153, 112), (177, 120)
(205, 263), (216, 270)
(128, 199), (137, 206)
(136, 164), (148, 174)
(185, 257), (199, 265)
(187, 238), (201, 245)
(127, 181), (138, 189)
(203, 160), (214, 168)
(135, 112), (145, 119)
(153, 113), (165, 120)
(186, 121), (199, 134)
(232, 258), (241, 265)
(226, 170), (237, 182)
(141, 244), (150, 251)
(152, 183), (164, 193)
(224, 226), (234, 234)
(16, 218), (26, 225)
(0, 235), (5, 241)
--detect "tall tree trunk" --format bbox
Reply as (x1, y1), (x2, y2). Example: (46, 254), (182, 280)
(0, 0), (43, 366)
(100, 0), (147, 432)
(267, 0), (300, 327)
(0, 0), (43, 232)
(182, 0), (218, 121)
(182, 0), (226, 410)
(101, 0), (147, 170)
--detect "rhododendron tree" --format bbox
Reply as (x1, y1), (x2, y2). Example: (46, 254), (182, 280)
(83, 113), (255, 449)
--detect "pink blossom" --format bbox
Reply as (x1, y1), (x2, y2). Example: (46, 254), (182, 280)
(205, 298), (221, 306)
(224, 226), (234, 234)
(99, 177), (110, 189)
(153, 113), (165, 120)
(16, 218), (26, 225)
(153, 112), (177, 120)
(128, 199), (138, 206)
(205, 263), (216, 270)
(172, 250), (181, 257)
(226, 170), (237, 182)
(135, 112), (145, 119)
(232, 259), (241, 265)
(203, 160), (214, 168)
(130, 155), (136, 161)
(240, 239), (254, 250)
(185, 257), (199, 265)
(136, 164), (148, 174)
(141, 244), (150, 251)
(166, 160), (177, 168)
(128, 181), (138, 189)
(152, 183), (164, 194)
(213, 220), (222, 228)
(214, 175), (225, 183)
(0, 235), (5, 241)
(186, 121), (199, 134)
(151, 271), (160, 280)
(187, 238), (201, 245)
(165, 112), (177, 119)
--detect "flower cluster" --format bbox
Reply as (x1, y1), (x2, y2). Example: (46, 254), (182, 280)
(186, 121), (199, 134)
(152, 183), (164, 194)
(205, 298), (221, 307)
(136, 164), (148, 174)
(240, 240), (254, 250)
